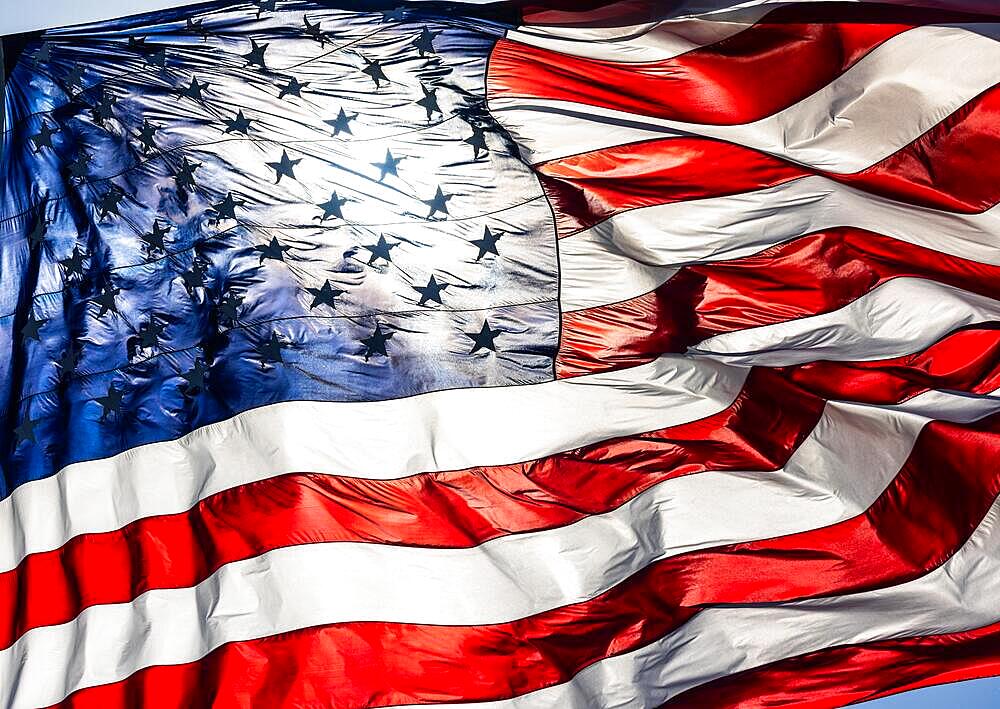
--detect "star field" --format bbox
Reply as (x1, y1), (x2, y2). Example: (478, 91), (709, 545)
(0, 0), (558, 495)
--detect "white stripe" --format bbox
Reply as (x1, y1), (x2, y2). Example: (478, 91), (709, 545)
(390, 492), (1000, 709)
(694, 278), (1000, 365)
(558, 177), (1000, 311)
(489, 24), (1000, 167)
(508, 7), (770, 63)
(8, 387), (1000, 708)
(0, 354), (745, 576)
(559, 247), (677, 312)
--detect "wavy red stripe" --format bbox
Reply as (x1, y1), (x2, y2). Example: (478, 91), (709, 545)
(519, 0), (663, 28)
(539, 136), (802, 237)
(779, 326), (1000, 405)
(665, 619), (1000, 708)
(557, 228), (1000, 376)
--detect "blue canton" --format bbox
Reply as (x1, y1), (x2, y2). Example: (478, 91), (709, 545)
(0, 0), (559, 496)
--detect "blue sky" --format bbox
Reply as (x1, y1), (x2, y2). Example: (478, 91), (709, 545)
(3, 1), (999, 707)
(1, 0), (194, 34)
(864, 677), (1000, 707)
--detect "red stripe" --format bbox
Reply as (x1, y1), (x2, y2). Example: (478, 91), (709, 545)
(52, 408), (1000, 709)
(557, 228), (1000, 377)
(519, 0), (662, 27)
(489, 5), (982, 126)
(779, 326), (1000, 405)
(49, 592), (696, 709)
(539, 137), (802, 237)
(538, 85), (1000, 237)
(1, 368), (822, 652)
(665, 619), (1000, 709)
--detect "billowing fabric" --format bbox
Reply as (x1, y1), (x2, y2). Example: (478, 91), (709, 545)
(0, 1), (556, 493)
(2, 1), (1000, 708)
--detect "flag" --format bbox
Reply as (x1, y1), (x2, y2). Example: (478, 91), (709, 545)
(2, 0), (1000, 706)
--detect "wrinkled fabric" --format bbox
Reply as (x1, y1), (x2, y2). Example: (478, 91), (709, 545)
(0, 1), (558, 495)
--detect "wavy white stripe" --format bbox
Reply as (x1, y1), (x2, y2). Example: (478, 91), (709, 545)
(8, 386), (1000, 708)
(559, 249), (677, 312)
(694, 278), (1000, 365)
(0, 354), (744, 576)
(558, 177), (1000, 311)
(490, 24), (1000, 167)
(387, 492), (1000, 709)
(508, 6), (772, 63)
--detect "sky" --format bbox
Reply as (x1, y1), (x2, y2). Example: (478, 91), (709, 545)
(1, 0), (203, 34)
(864, 677), (1000, 708)
(2, 0), (1000, 707)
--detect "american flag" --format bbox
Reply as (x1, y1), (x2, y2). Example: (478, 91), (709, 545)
(1, 0), (1000, 705)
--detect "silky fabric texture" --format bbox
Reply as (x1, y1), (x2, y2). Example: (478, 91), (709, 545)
(0, 1), (558, 495)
